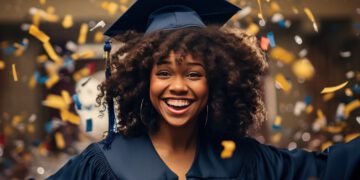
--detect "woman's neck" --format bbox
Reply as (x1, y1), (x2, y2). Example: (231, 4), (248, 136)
(149, 119), (198, 153)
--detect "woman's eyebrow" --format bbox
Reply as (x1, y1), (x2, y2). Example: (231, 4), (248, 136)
(156, 60), (171, 65)
(187, 62), (205, 68)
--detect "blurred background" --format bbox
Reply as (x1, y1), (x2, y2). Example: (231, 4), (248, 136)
(0, 0), (359, 179)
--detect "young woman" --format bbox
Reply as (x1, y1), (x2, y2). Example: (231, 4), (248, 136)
(48, 0), (360, 179)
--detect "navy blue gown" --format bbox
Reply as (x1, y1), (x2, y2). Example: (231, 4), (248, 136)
(48, 133), (360, 180)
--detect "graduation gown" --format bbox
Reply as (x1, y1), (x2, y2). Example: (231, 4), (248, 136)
(48, 133), (360, 180)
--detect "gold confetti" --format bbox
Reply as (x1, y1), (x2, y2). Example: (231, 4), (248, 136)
(304, 8), (318, 32)
(0, 60), (5, 70)
(73, 67), (90, 82)
(275, 73), (292, 92)
(292, 58), (315, 80)
(221, 140), (236, 159)
(312, 109), (327, 131)
(271, 132), (282, 144)
(27, 123), (35, 134)
(42, 94), (68, 110)
(344, 100), (360, 118)
(12, 115), (23, 127)
(78, 23), (89, 45)
(256, 0), (264, 20)
(71, 51), (96, 60)
(270, 2), (280, 13)
(12, 64), (19, 82)
(306, 105), (313, 114)
(47, 6), (55, 14)
(321, 81), (348, 94)
(344, 133), (360, 143)
(273, 116), (282, 126)
(39, 0), (46, 5)
(55, 132), (66, 149)
(321, 141), (332, 151)
(322, 93), (335, 102)
(119, 5), (128, 13)
(28, 75), (37, 89)
(94, 31), (104, 43)
(45, 74), (60, 89)
(61, 90), (72, 105)
(345, 88), (353, 96)
(270, 47), (295, 64)
(37, 54), (48, 63)
(101, 2), (119, 15)
(29, 25), (50, 43)
(246, 22), (260, 35)
(60, 109), (80, 125)
(62, 14), (73, 29)
(292, 6), (299, 14)
(43, 41), (62, 64)
(32, 12), (41, 27)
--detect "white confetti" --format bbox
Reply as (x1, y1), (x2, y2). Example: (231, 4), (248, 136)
(339, 51), (351, 58)
(90, 20), (106, 31)
(294, 35), (303, 45)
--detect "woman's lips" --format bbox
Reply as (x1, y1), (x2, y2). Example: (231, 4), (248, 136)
(162, 100), (193, 115)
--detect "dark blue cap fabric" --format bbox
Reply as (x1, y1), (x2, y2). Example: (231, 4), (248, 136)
(104, 0), (240, 37)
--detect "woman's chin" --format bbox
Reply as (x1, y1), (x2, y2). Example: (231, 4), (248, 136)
(163, 116), (192, 127)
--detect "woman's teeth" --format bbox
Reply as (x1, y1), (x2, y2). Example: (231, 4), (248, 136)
(165, 99), (192, 108)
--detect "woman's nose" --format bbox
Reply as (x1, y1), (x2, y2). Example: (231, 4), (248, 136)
(169, 76), (188, 95)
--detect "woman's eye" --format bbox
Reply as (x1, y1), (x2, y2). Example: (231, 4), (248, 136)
(156, 71), (171, 77)
(186, 72), (202, 79)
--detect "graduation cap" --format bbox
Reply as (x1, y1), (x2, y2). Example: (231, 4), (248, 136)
(102, 0), (240, 150)
(104, 0), (240, 36)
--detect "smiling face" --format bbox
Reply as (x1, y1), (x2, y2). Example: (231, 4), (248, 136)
(149, 51), (209, 127)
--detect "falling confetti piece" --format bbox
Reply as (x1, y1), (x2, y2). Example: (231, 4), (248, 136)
(72, 94), (82, 109)
(357, 116), (360, 125)
(43, 41), (62, 64)
(42, 94), (68, 110)
(71, 51), (96, 60)
(86, 119), (93, 132)
(271, 132), (282, 144)
(0, 60), (5, 70)
(345, 133), (360, 143)
(73, 66), (90, 82)
(260, 37), (269, 50)
(270, 47), (295, 64)
(272, 116), (282, 130)
(61, 90), (72, 105)
(321, 141), (332, 151)
(78, 23), (89, 45)
(90, 20), (106, 31)
(312, 109), (326, 132)
(322, 93), (334, 102)
(345, 88), (353, 96)
(344, 99), (360, 118)
(304, 8), (318, 32)
(39, 0), (46, 5)
(29, 25), (50, 43)
(275, 73), (291, 92)
(292, 58), (315, 80)
(270, 2), (280, 13)
(335, 103), (345, 121)
(321, 81), (348, 94)
(267, 32), (276, 47)
(32, 12), (41, 27)
(12, 115), (23, 127)
(45, 74), (59, 89)
(55, 132), (66, 149)
(12, 64), (19, 82)
(62, 14), (73, 29)
(306, 104), (313, 114)
(256, 0), (264, 20)
(60, 109), (80, 125)
(294, 101), (306, 116)
(339, 51), (351, 58)
(101, 2), (119, 15)
(221, 140), (236, 159)
(94, 31), (104, 43)
(246, 23), (259, 35)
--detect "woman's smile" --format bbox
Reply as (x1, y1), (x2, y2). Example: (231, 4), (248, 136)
(162, 98), (195, 116)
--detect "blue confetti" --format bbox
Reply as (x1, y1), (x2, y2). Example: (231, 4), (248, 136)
(86, 118), (93, 132)
(272, 124), (282, 131)
(267, 32), (276, 48)
(277, 19), (286, 28)
(34, 71), (49, 84)
(44, 121), (53, 133)
(72, 94), (82, 110)
(304, 96), (312, 105)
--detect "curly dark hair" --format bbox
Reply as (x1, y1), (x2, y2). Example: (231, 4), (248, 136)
(97, 26), (268, 139)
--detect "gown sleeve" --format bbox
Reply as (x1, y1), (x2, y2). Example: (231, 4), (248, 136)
(252, 137), (360, 180)
(47, 143), (118, 180)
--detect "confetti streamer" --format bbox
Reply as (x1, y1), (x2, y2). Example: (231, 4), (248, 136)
(55, 132), (66, 149)
(86, 119), (93, 132)
(29, 25), (50, 43)
(43, 41), (62, 64)
(270, 47), (295, 64)
(0, 60), (5, 70)
(256, 0), (264, 20)
(78, 23), (89, 45)
(320, 81), (348, 94)
(267, 32), (276, 47)
(260, 37), (269, 50)
(90, 20), (106, 31)
(221, 140), (236, 159)
(62, 14), (73, 29)
(275, 73), (291, 92)
(32, 11), (41, 27)
(304, 8), (318, 32)
(12, 64), (19, 82)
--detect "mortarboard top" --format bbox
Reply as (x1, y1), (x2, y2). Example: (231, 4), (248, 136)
(104, 0), (240, 37)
